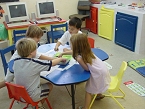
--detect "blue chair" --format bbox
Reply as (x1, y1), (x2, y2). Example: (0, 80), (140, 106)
(13, 30), (27, 43)
(0, 44), (15, 75)
(47, 23), (68, 43)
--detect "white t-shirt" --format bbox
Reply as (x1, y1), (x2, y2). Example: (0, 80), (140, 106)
(58, 30), (82, 45)
(5, 50), (42, 82)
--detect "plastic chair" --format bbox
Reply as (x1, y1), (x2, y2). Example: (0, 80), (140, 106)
(88, 37), (95, 48)
(47, 23), (68, 43)
(5, 82), (52, 109)
(13, 30), (27, 43)
(0, 44), (15, 75)
(89, 61), (127, 109)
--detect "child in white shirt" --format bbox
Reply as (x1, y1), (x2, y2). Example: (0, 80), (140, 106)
(54, 17), (82, 52)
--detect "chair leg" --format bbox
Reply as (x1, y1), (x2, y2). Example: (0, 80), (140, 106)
(104, 88), (125, 109)
(105, 88), (125, 98)
(36, 106), (38, 109)
(23, 103), (29, 109)
(47, 36), (50, 44)
(9, 99), (15, 109)
(89, 94), (97, 109)
(52, 38), (54, 43)
(109, 93), (124, 109)
(45, 98), (52, 109)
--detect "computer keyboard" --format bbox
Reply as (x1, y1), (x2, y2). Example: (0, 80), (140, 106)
(37, 18), (59, 23)
(7, 21), (31, 27)
(52, 18), (59, 22)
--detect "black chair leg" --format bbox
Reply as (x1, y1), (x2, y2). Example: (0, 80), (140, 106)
(11, 50), (15, 55)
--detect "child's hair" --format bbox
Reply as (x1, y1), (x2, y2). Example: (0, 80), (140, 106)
(69, 17), (82, 29)
(70, 33), (95, 64)
(26, 25), (43, 38)
(16, 38), (37, 57)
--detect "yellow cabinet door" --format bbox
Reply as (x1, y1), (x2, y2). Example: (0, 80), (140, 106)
(99, 8), (114, 40)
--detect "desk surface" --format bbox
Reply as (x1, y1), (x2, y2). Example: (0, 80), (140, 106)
(3, 19), (66, 46)
(37, 43), (109, 61)
(8, 43), (109, 73)
(3, 20), (66, 29)
(41, 64), (90, 86)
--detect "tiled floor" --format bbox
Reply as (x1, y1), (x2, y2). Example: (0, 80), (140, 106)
(0, 32), (145, 109)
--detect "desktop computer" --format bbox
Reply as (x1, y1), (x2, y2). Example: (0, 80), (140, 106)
(39, 27), (48, 45)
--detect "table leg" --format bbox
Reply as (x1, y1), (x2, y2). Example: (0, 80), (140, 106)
(8, 30), (13, 45)
(71, 84), (75, 109)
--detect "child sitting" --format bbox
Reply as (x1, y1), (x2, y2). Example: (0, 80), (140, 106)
(54, 17), (82, 52)
(0, 25), (57, 89)
(13, 38), (66, 107)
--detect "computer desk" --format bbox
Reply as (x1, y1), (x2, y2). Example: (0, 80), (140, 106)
(3, 20), (66, 45)
(8, 43), (109, 109)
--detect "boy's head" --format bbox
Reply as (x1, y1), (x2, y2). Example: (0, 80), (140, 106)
(69, 17), (82, 34)
(16, 38), (37, 58)
(26, 25), (43, 43)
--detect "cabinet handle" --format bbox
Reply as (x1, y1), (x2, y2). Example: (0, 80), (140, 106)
(93, 20), (94, 22)
(116, 29), (118, 31)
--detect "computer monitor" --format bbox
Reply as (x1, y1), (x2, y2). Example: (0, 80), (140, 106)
(6, 2), (29, 22)
(36, 0), (56, 18)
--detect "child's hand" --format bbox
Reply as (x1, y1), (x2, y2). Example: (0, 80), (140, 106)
(58, 53), (63, 57)
(54, 47), (59, 51)
(63, 48), (69, 52)
(60, 57), (67, 62)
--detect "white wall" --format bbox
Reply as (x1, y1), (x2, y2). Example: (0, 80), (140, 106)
(0, 0), (78, 23)
(107, 0), (144, 5)
(0, 0), (144, 23)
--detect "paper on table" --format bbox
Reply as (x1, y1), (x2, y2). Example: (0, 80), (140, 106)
(40, 58), (79, 77)
(40, 65), (59, 76)
(42, 49), (55, 57)
(63, 58), (79, 70)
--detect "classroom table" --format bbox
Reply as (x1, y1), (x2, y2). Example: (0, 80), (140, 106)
(37, 43), (109, 61)
(3, 20), (66, 45)
(8, 43), (109, 109)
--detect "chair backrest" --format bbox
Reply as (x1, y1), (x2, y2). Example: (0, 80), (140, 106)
(5, 82), (38, 105)
(0, 44), (15, 75)
(51, 23), (68, 32)
(88, 37), (95, 48)
(49, 23), (68, 43)
(114, 61), (127, 91)
(13, 30), (27, 43)
(77, 1), (91, 15)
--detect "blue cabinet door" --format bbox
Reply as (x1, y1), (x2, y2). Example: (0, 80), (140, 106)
(115, 12), (138, 51)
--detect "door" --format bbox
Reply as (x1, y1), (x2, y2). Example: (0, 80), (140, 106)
(86, 7), (98, 34)
(99, 8), (114, 40)
(115, 13), (138, 51)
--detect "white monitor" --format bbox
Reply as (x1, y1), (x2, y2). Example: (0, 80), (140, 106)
(6, 2), (29, 22)
(36, 0), (56, 18)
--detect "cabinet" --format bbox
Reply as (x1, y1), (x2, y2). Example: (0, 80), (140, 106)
(115, 12), (138, 51)
(99, 7), (114, 40)
(86, 6), (98, 34)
